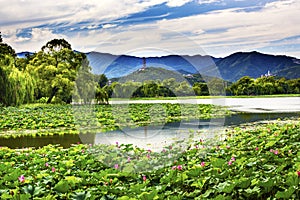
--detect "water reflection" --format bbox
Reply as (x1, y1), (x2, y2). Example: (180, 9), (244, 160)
(0, 112), (298, 149)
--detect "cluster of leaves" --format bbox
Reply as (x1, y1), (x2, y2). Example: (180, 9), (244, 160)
(0, 119), (299, 199)
(0, 104), (230, 136)
(227, 76), (300, 96)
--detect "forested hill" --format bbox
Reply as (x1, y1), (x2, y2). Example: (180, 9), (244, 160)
(116, 67), (188, 83)
(214, 51), (300, 81)
(18, 51), (300, 82)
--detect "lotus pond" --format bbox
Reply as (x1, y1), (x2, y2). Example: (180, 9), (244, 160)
(0, 104), (299, 199)
(0, 119), (299, 199)
(0, 103), (229, 133)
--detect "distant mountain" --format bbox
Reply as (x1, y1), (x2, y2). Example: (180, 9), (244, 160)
(16, 51), (34, 58)
(275, 66), (300, 79)
(87, 51), (300, 82)
(17, 51), (300, 82)
(86, 52), (217, 79)
(213, 51), (300, 81)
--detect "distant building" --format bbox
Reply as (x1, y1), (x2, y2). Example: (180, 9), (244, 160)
(261, 70), (273, 78)
(183, 74), (193, 78)
(139, 57), (147, 71)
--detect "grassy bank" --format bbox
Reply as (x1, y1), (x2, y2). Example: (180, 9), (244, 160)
(0, 118), (299, 199)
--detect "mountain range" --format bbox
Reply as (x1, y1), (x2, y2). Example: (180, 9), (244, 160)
(86, 51), (300, 82)
(17, 51), (300, 82)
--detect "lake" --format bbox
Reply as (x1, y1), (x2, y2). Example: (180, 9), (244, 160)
(0, 111), (298, 149)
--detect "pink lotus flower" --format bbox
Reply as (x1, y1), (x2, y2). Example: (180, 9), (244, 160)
(231, 157), (235, 161)
(45, 162), (49, 167)
(142, 175), (147, 182)
(274, 150), (278, 155)
(297, 171), (300, 177)
(52, 167), (56, 172)
(82, 149), (85, 153)
(177, 165), (183, 170)
(18, 175), (25, 183)
(172, 166), (177, 170)
(116, 142), (120, 148)
(114, 164), (119, 169)
(127, 157), (131, 162)
(228, 161), (232, 165)
(270, 149), (274, 153)
(162, 149), (166, 153)
(195, 145), (199, 149)
(255, 147), (259, 151)
(226, 146), (230, 149)
(147, 149), (152, 153)
(200, 162), (205, 167)
(146, 154), (150, 159)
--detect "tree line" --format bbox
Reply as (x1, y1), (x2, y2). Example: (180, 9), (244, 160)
(0, 34), (299, 107)
(102, 76), (299, 98)
(226, 76), (300, 96)
(0, 34), (106, 106)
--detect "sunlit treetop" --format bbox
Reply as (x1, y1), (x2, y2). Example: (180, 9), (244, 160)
(41, 38), (72, 53)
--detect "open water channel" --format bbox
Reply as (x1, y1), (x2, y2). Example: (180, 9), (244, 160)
(0, 111), (298, 149)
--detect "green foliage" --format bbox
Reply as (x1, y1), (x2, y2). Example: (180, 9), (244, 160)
(193, 82), (209, 96)
(27, 41), (90, 104)
(95, 87), (109, 104)
(0, 33), (16, 57)
(0, 120), (299, 198)
(228, 76), (300, 95)
(41, 38), (72, 52)
(97, 74), (108, 88)
(0, 104), (230, 135)
(0, 55), (35, 106)
(108, 78), (194, 98)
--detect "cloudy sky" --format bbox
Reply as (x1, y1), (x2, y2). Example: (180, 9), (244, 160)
(1, 0), (299, 57)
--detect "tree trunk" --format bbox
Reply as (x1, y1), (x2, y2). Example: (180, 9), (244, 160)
(47, 87), (59, 104)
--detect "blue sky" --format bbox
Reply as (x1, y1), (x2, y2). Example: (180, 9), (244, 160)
(1, 0), (299, 57)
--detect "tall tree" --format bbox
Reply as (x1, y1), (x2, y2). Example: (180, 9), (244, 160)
(28, 39), (88, 104)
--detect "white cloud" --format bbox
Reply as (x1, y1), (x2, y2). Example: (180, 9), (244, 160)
(1, 0), (300, 58)
(102, 24), (117, 29)
(4, 28), (65, 52)
(198, 0), (221, 5)
(166, 0), (193, 7)
(153, 0), (300, 56)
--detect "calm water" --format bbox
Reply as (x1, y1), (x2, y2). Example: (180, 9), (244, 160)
(0, 112), (298, 149)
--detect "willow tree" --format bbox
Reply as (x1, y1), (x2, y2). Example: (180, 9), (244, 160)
(73, 63), (97, 104)
(0, 55), (35, 106)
